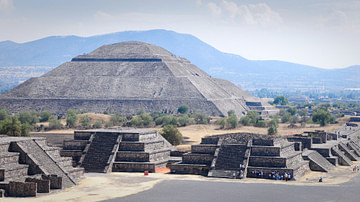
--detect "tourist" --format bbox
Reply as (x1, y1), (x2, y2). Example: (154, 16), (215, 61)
(233, 172), (236, 179)
(319, 176), (323, 182)
(284, 172), (288, 181)
(288, 173), (291, 181)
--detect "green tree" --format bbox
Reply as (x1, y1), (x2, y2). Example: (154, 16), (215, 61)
(193, 113), (210, 124)
(227, 110), (235, 116)
(226, 115), (238, 129)
(215, 118), (226, 129)
(20, 123), (31, 137)
(80, 115), (91, 129)
(92, 120), (103, 128)
(289, 115), (299, 124)
(110, 114), (127, 126)
(66, 109), (78, 128)
(281, 112), (291, 123)
(130, 116), (143, 127)
(48, 115), (63, 130)
(287, 107), (297, 116)
(240, 116), (251, 126)
(177, 115), (193, 127)
(268, 119), (279, 128)
(300, 108), (308, 123)
(247, 111), (260, 124)
(160, 125), (183, 145)
(19, 110), (39, 125)
(255, 120), (267, 127)
(141, 113), (154, 127)
(178, 105), (189, 114)
(273, 96), (289, 105)
(312, 109), (331, 126)
(39, 111), (52, 122)
(268, 125), (277, 135)
(2, 116), (22, 136)
(0, 108), (10, 121)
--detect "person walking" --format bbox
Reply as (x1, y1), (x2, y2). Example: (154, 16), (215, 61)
(284, 172), (288, 182)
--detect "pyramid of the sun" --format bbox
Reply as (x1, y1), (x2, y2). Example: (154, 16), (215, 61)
(0, 41), (276, 117)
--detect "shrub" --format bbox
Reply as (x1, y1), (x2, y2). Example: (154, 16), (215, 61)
(48, 115), (63, 129)
(240, 116), (251, 126)
(80, 115), (91, 129)
(39, 111), (52, 122)
(0, 108), (9, 121)
(66, 109), (78, 128)
(141, 113), (154, 127)
(193, 113), (210, 124)
(160, 125), (183, 145)
(255, 120), (267, 127)
(93, 120), (103, 128)
(109, 114), (127, 126)
(177, 115), (193, 127)
(216, 118), (226, 129)
(227, 110), (235, 116)
(226, 115), (238, 129)
(178, 105), (189, 114)
(268, 125), (277, 135)
(130, 116), (143, 127)
(19, 110), (39, 125)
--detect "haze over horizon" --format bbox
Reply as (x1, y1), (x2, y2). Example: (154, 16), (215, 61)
(0, 0), (359, 69)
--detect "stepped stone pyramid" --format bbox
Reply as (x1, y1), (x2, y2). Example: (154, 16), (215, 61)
(0, 41), (277, 117)
(0, 135), (83, 197)
(170, 133), (310, 180)
(60, 128), (174, 173)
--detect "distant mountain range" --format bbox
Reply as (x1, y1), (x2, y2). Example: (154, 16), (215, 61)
(0, 29), (359, 93)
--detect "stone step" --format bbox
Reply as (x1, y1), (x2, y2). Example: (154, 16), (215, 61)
(338, 142), (359, 161)
(303, 150), (334, 172)
(331, 147), (353, 166)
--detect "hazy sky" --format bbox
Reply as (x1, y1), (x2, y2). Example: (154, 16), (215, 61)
(0, 0), (359, 69)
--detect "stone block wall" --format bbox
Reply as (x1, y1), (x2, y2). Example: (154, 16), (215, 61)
(63, 140), (88, 150)
(8, 181), (37, 197)
(201, 137), (219, 144)
(0, 169), (4, 181)
(251, 146), (280, 156)
(182, 153), (213, 165)
(170, 163), (209, 175)
(248, 156), (286, 168)
(191, 144), (217, 154)
(287, 137), (312, 150)
(25, 178), (50, 193)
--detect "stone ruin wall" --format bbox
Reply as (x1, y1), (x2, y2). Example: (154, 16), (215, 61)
(0, 98), (222, 116)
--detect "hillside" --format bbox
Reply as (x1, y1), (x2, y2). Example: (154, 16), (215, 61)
(0, 29), (359, 93)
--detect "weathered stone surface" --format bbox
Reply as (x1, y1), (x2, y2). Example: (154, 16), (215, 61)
(0, 41), (276, 117)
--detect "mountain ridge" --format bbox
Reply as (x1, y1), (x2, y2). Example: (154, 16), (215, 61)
(0, 29), (359, 92)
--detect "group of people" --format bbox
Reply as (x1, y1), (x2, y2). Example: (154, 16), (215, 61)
(250, 170), (292, 181)
(353, 165), (360, 172)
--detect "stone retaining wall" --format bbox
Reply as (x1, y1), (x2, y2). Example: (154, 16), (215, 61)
(191, 144), (217, 154)
(251, 146), (280, 156)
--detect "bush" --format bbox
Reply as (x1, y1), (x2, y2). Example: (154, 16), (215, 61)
(178, 105), (189, 114)
(80, 115), (91, 129)
(226, 115), (238, 129)
(66, 109), (78, 128)
(110, 114), (127, 126)
(1, 116), (21, 136)
(255, 120), (267, 127)
(289, 115), (298, 124)
(19, 110), (39, 125)
(268, 125), (277, 135)
(48, 115), (63, 130)
(227, 110), (235, 116)
(92, 120), (103, 128)
(0, 108), (10, 121)
(160, 125), (183, 145)
(193, 113), (210, 124)
(130, 116), (143, 127)
(216, 118), (226, 129)
(281, 112), (291, 123)
(141, 113), (154, 127)
(39, 111), (52, 122)
(312, 109), (331, 126)
(240, 116), (251, 126)
(177, 115), (193, 127)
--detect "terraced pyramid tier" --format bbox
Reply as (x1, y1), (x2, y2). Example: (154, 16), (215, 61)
(0, 41), (276, 117)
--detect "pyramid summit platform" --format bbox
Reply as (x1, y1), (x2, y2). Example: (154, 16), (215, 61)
(0, 41), (276, 117)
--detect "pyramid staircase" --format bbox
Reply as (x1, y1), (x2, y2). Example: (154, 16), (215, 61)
(0, 136), (83, 197)
(302, 150), (335, 172)
(247, 139), (309, 180)
(331, 146), (353, 166)
(170, 136), (219, 175)
(61, 129), (173, 173)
